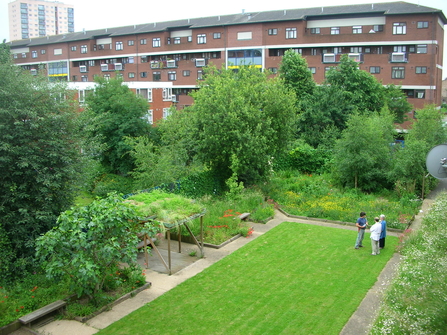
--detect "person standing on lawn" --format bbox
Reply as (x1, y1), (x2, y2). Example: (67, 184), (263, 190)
(379, 214), (387, 249)
(370, 217), (382, 255)
(355, 212), (368, 249)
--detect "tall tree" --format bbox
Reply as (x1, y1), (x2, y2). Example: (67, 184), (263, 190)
(297, 84), (355, 148)
(84, 76), (152, 175)
(332, 110), (396, 191)
(179, 65), (296, 185)
(0, 43), (84, 281)
(279, 49), (316, 102)
(325, 55), (385, 114)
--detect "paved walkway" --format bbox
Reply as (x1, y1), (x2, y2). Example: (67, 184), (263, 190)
(11, 181), (446, 335)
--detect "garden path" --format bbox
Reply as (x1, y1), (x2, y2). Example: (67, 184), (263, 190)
(10, 182), (446, 335)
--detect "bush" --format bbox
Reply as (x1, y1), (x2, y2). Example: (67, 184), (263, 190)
(91, 173), (135, 198)
(371, 193), (447, 334)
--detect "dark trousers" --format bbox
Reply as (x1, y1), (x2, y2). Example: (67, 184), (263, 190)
(379, 237), (385, 248)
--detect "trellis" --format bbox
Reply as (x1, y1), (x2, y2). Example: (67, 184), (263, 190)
(138, 210), (206, 275)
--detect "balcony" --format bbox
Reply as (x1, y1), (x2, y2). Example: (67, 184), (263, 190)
(390, 52), (408, 63)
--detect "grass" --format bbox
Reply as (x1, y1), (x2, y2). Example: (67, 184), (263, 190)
(98, 222), (398, 335)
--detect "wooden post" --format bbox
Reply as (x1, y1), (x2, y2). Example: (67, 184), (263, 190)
(167, 230), (172, 275)
(177, 226), (181, 253)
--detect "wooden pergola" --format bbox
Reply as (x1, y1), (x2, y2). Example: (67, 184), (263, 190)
(137, 210), (206, 275)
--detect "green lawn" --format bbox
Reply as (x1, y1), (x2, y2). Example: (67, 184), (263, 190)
(99, 222), (397, 335)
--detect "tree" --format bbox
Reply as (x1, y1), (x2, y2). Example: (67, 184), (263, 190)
(383, 84), (413, 123)
(186, 65), (296, 185)
(279, 49), (316, 102)
(325, 55), (385, 114)
(84, 76), (152, 175)
(0, 42), (84, 281)
(297, 84), (355, 148)
(391, 105), (447, 197)
(36, 193), (154, 300)
(332, 110), (396, 191)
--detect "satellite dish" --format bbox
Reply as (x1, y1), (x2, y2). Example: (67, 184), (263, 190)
(426, 144), (447, 179)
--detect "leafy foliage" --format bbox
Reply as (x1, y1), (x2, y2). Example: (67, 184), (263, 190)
(391, 105), (447, 197)
(383, 84), (413, 123)
(332, 110), (396, 191)
(372, 193), (447, 334)
(36, 194), (151, 300)
(279, 49), (316, 101)
(185, 65), (296, 185)
(325, 55), (385, 114)
(298, 85), (355, 148)
(0, 43), (84, 282)
(83, 76), (153, 175)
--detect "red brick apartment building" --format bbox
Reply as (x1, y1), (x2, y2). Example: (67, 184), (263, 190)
(7, 2), (446, 125)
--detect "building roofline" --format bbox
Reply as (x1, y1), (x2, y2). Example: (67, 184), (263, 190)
(7, 1), (446, 48)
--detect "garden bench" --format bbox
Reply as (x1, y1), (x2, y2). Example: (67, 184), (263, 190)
(238, 213), (250, 221)
(18, 300), (66, 325)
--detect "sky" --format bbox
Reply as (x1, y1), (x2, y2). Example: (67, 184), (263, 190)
(1, 0), (446, 76)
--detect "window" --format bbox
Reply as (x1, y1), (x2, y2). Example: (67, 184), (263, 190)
(197, 70), (203, 80)
(268, 28), (278, 35)
(213, 32), (221, 39)
(79, 65), (87, 72)
(41, 49), (46, 54)
(392, 66), (405, 79)
(373, 25), (384, 32)
(393, 22), (406, 34)
(163, 108), (171, 119)
(331, 27), (340, 35)
(416, 45), (427, 54)
(140, 38), (147, 45)
(352, 26), (362, 34)
(81, 75), (88, 82)
(88, 60), (95, 66)
(168, 71), (176, 81)
(32, 51), (37, 58)
(416, 66), (427, 74)
(350, 47), (362, 53)
(417, 21), (428, 29)
(128, 72), (135, 78)
(369, 66), (380, 74)
(187, 36), (192, 42)
(268, 67), (278, 74)
(54, 48), (62, 55)
(237, 32), (252, 40)
(163, 88), (172, 100)
(128, 40), (134, 46)
(311, 48), (317, 56)
(153, 71), (161, 81)
(140, 71), (147, 78)
(183, 70), (190, 76)
(141, 56), (148, 63)
(104, 74), (110, 80)
(393, 46), (406, 52)
(364, 47), (371, 53)
(145, 110), (153, 124)
(116, 41), (123, 50)
(81, 45), (87, 54)
(72, 75), (77, 81)
(415, 90), (425, 99)
(286, 28), (297, 39)
(310, 28), (320, 34)
(308, 67), (316, 74)
(152, 38), (161, 48)
(197, 34), (206, 44)
(71, 46), (76, 51)
(174, 37), (181, 44)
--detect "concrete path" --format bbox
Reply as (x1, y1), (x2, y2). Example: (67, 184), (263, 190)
(10, 181), (446, 335)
